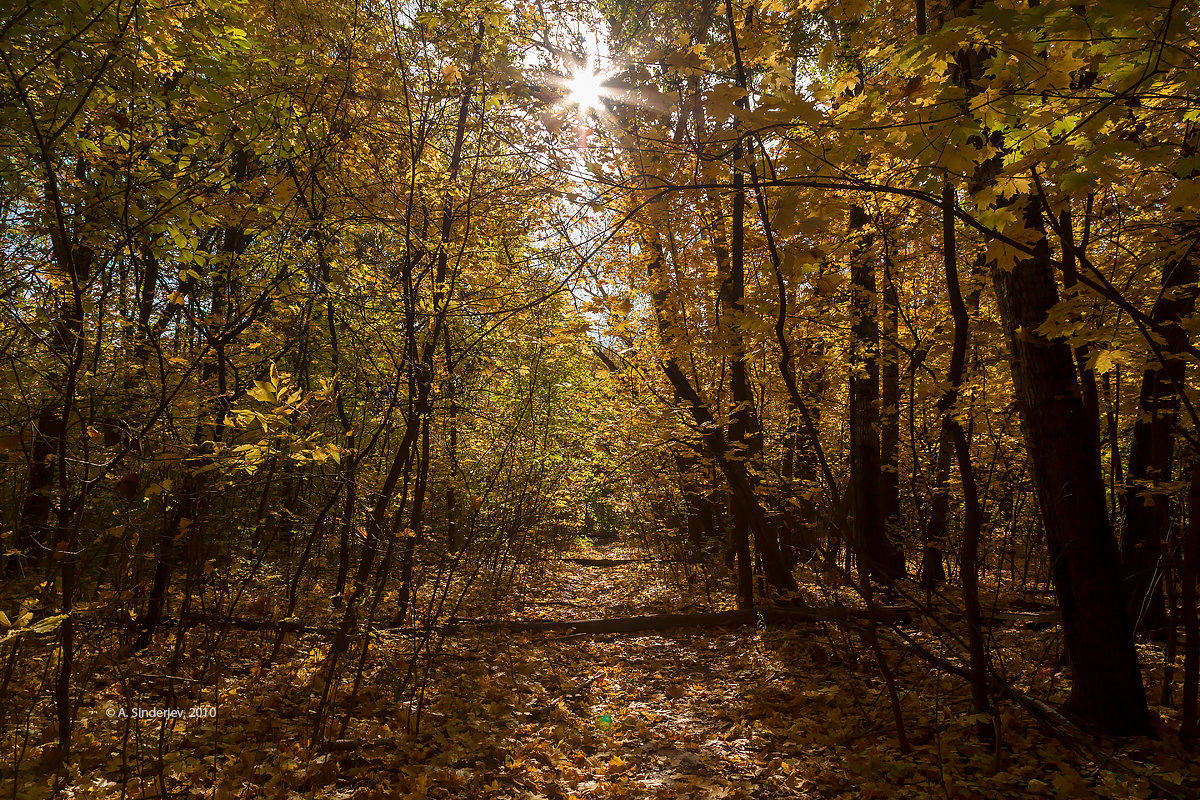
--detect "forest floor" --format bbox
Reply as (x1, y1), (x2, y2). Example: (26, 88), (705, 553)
(8, 541), (1200, 799)
(216, 542), (1194, 799)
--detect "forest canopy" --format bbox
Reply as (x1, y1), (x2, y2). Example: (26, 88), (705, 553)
(1, 0), (1199, 796)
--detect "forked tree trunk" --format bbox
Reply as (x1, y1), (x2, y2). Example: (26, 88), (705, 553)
(640, 195), (796, 600)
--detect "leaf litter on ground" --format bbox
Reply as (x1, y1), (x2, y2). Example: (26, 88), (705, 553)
(9, 541), (1200, 799)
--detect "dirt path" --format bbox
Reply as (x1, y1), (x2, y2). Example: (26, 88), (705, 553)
(373, 544), (925, 799)
(474, 543), (816, 799)
(208, 542), (1187, 799)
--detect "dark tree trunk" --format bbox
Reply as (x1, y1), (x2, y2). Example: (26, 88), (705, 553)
(724, 145), (756, 609)
(1182, 454), (1200, 746)
(335, 458), (356, 597)
(923, 192), (980, 590)
(677, 447), (714, 556)
(880, 254), (902, 536)
(442, 334), (460, 553)
(642, 222), (795, 600)
(395, 34), (480, 623)
(940, 1), (1151, 732)
(848, 206), (903, 583)
(13, 405), (61, 571)
(12, 242), (93, 576)
(921, 428), (952, 591)
(1103, 369), (1124, 519)
(1119, 155), (1198, 635)
(942, 184), (990, 738)
(131, 483), (200, 653)
(1121, 346), (1186, 634)
(990, 201), (1150, 735)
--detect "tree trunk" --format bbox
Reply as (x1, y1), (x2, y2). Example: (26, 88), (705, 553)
(1181, 454), (1200, 746)
(12, 406), (60, 572)
(921, 428), (952, 590)
(990, 201), (1150, 734)
(942, 184), (990, 738)
(445, 365), (460, 552)
(642, 213), (795, 599)
(1119, 142), (1198, 634)
(848, 206), (903, 582)
(725, 141), (758, 608)
(880, 253), (902, 536)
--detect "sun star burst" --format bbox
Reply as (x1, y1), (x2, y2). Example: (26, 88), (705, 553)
(566, 65), (607, 114)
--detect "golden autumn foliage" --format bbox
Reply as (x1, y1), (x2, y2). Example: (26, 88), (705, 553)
(1, 0), (1199, 796)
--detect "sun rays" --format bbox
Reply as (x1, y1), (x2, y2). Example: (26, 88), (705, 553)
(566, 63), (608, 114)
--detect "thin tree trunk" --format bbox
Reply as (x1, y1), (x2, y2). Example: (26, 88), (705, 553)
(942, 184), (990, 738)
(724, 140), (757, 608)
(880, 252), (902, 536)
(313, 33), (486, 732)
(642, 212), (795, 600)
(445, 337), (460, 552)
(921, 429), (952, 591)
(394, 26), (482, 625)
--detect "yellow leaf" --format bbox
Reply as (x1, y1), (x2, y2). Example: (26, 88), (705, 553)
(28, 613), (67, 634)
(250, 381), (276, 402)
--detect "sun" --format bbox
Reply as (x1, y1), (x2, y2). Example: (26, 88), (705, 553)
(566, 65), (607, 114)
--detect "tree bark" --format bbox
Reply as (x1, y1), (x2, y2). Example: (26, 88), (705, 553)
(724, 156), (758, 608)
(1181, 455), (1200, 746)
(990, 202), (1150, 734)
(1118, 138), (1198, 634)
(942, 184), (990, 738)
(848, 206), (904, 582)
(880, 252), (902, 537)
(941, 2), (1151, 732)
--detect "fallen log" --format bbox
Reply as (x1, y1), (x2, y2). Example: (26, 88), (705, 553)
(446, 605), (911, 635)
(62, 602), (1043, 646)
(985, 609), (1058, 628)
(558, 557), (686, 566)
(76, 596), (930, 644)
